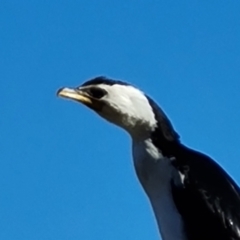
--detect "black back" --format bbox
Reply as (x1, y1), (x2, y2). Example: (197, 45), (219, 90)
(171, 145), (240, 239)
(145, 94), (240, 239)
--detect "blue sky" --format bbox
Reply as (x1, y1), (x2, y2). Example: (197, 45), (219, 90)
(1, 1), (240, 239)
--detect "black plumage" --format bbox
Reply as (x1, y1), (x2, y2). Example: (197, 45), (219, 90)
(146, 94), (240, 239)
(80, 76), (130, 87)
(171, 145), (240, 239)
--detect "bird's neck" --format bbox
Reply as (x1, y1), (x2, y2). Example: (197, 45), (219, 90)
(129, 128), (180, 157)
(132, 137), (164, 164)
(131, 137), (186, 240)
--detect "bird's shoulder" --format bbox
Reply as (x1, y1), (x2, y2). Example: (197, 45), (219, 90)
(170, 144), (240, 240)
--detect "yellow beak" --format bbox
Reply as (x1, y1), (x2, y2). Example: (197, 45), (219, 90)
(57, 87), (103, 111)
(57, 87), (93, 105)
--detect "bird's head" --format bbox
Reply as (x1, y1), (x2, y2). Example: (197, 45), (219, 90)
(57, 76), (179, 142)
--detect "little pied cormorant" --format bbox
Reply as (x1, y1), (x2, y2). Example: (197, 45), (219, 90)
(57, 76), (240, 240)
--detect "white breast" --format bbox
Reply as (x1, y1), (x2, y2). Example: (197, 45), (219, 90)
(132, 138), (187, 240)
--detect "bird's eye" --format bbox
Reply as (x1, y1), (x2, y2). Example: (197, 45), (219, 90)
(86, 87), (107, 99)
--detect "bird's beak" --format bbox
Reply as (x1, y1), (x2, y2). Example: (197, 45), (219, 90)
(57, 87), (93, 104)
(57, 87), (102, 111)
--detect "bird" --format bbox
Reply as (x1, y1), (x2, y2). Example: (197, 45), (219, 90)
(57, 76), (240, 240)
